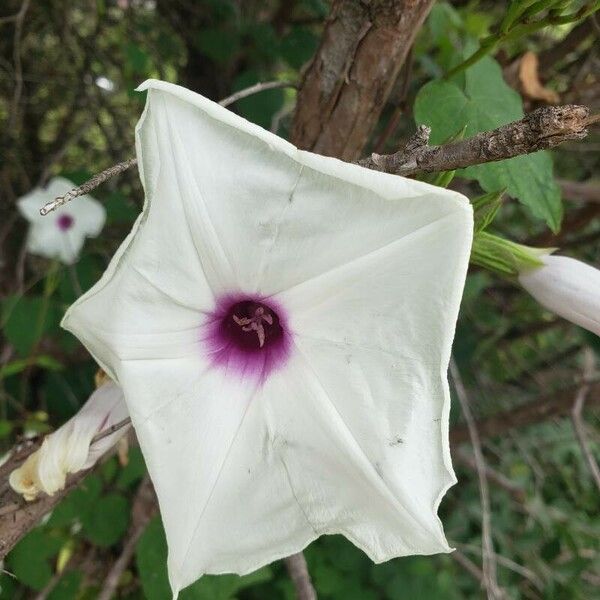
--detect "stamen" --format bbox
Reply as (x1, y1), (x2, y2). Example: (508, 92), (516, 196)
(233, 306), (274, 348)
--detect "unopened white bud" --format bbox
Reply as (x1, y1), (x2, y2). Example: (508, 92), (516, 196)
(519, 255), (600, 337)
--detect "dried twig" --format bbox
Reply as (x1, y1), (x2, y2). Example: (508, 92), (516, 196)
(360, 105), (594, 176)
(91, 417), (132, 444)
(451, 381), (600, 444)
(219, 80), (297, 108)
(39, 158), (138, 215)
(450, 359), (504, 600)
(98, 476), (157, 600)
(571, 349), (600, 493)
(8, 0), (31, 131)
(456, 543), (544, 592)
(454, 449), (526, 503)
(452, 549), (485, 583)
(283, 552), (317, 600)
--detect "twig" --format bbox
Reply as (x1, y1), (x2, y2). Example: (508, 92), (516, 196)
(360, 105), (593, 176)
(454, 449), (526, 503)
(451, 381), (600, 445)
(451, 549), (485, 583)
(98, 476), (157, 600)
(571, 349), (600, 493)
(450, 359), (504, 600)
(219, 80), (297, 108)
(91, 416), (132, 444)
(7, 0), (31, 132)
(457, 542), (544, 592)
(283, 552), (317, 600)
(40, 158), (138, 215)
(452, 544), (544, 594)
(0, 11), (20, 26)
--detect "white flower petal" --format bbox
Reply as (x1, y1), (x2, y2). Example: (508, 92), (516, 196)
(17, 189), (48, 222)
(115, 358), (259, 592)
(63, 80), (473, 595)
(66, 195), (107, 237)
(519, 255), (600, 336)
(135, 83), (302, 294)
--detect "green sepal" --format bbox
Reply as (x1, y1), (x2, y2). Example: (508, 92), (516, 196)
(472, 189), (505, 233)
(470, 231), (551, 277)
(429, 169), (456, 188)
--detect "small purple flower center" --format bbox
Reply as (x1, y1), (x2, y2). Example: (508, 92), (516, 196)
(202, 294), (291, 383)
(57, 214), (75, 231)
(222, 301), (283, 351)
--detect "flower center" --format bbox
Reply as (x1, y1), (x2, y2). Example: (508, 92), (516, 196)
(202, 294), (291, 382)
(223, 300), (282, 351)
(57, 214), (75, 231)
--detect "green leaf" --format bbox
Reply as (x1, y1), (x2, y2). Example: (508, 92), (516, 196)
(414, 55), (562, 231)
(137, 517), (271, 600)
(116, 446), (147, 489)
(2, 295), (61, 356)
(104, 191), (139, 224)
(0, 420), (12, 438)
(196, 28), (240, 64)
(136, 518), (172, 600)
(0, 354), (62, 380)
(47, 571), (83, 600)
(7, 529), (64, 590)
(125, 42), (150, 74)
(81, 493), (129, 547)
(47, 474), (103, 528)
(280, 27), (319, 69)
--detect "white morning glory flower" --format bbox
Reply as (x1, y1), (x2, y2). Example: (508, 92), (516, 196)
(62, 80), (473, 596)
(519, 253), (600, 337)
(17, 176), (106, 264)
(9, 381), (129, 501)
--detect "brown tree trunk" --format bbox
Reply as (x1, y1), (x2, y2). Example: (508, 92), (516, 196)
(290, 0), (435, 160)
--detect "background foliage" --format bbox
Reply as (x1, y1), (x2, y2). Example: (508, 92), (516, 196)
(1, 0), (599, 598)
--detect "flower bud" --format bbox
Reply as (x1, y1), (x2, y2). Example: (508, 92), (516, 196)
(9, 381), (129, 501)
(518, 254), (600, 337)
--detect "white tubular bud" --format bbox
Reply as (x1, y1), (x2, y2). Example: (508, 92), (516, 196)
(518, 255), (600, 337)
(9, 381), (130, 501)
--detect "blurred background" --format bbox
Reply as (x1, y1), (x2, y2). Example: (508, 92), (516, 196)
(0, 1), (599, 598)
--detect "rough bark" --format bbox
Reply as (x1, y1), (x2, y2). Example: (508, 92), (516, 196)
(290, 0), (435, 160)
(0, 467), (91, 558)
(360, 105), (591, 176)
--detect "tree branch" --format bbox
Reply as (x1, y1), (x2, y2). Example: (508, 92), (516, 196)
(360, 105), (594, 176)
(291, 0), (435, 160)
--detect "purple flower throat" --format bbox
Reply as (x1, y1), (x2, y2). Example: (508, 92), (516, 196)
(203, 294), (291, 383)
(57, 214), (75, 231)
